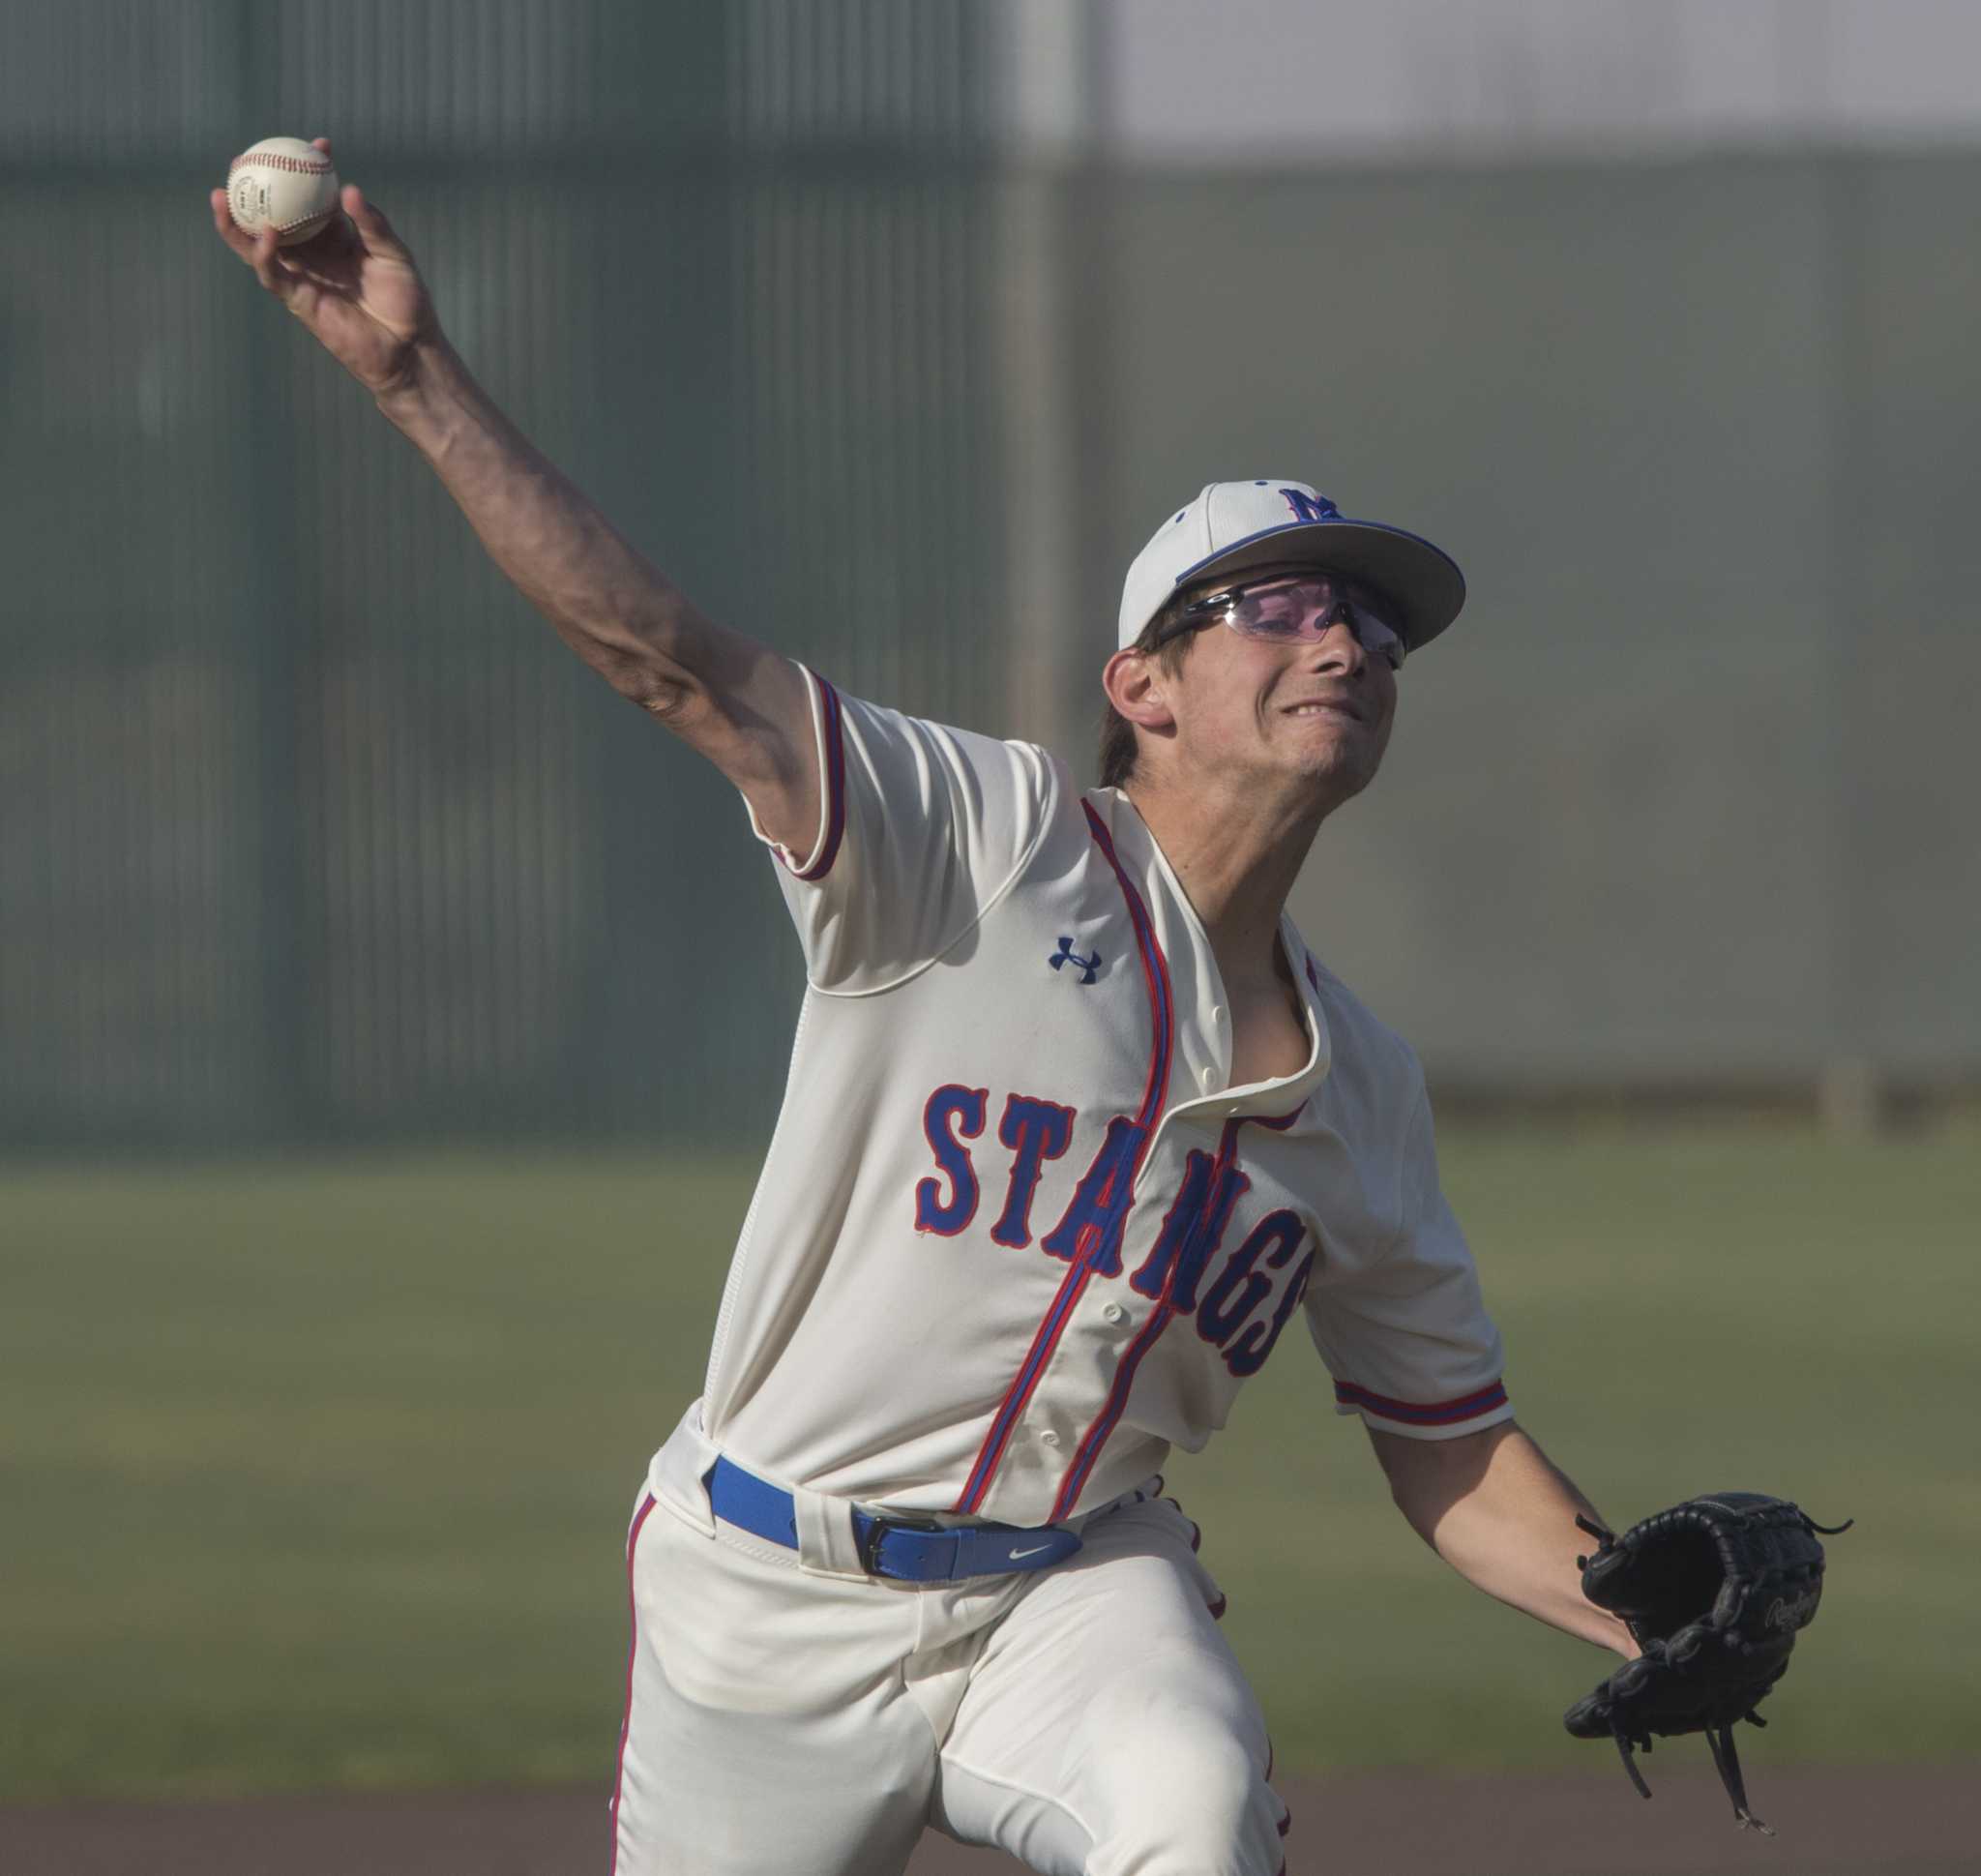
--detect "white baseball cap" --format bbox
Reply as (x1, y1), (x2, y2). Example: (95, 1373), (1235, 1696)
(1117, 480), (1466, 652)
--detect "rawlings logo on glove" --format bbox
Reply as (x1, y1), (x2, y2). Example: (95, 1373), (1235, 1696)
(1562, 1492), (1849, 1834)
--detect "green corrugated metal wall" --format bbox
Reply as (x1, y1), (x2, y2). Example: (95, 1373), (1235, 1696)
(1, 1), (1004, 1148)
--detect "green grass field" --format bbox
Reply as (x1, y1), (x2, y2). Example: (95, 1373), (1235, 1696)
(3, 1119), (1976, 1801)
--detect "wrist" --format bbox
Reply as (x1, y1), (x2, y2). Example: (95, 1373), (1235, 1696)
(373, 333), (470, 436)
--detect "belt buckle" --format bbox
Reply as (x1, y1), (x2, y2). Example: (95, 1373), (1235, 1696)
(856, 1507), (946, 1578)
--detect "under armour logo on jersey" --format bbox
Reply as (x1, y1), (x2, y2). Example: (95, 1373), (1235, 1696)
(1048, 937), (1102, 986)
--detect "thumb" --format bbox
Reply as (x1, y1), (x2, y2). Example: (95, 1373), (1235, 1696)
(344, 185), (411, 261)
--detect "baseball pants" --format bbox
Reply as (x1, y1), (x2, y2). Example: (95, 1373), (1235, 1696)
(609, 1411), (1290, 1876)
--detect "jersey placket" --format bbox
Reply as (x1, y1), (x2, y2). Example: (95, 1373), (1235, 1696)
(1034, 835), (1333, 1519)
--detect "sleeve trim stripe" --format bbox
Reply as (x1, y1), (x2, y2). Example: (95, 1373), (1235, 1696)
(787, 672), (846, 882)
(1333, 1379), (1508, 1424)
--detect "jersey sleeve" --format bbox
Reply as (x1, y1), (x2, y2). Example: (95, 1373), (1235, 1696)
(746, 665), (1058, 995)
(1304, 1086), (1514, 1442)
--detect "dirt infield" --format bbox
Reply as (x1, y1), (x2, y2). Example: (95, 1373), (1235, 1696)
(4, 1763), (1972, 1875)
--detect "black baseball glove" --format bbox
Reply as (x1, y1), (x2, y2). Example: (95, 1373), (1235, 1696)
(1562, 1493), (1849, 1833)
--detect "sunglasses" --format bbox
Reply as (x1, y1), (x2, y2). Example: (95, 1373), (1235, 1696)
(1155, 572), (1406, 670)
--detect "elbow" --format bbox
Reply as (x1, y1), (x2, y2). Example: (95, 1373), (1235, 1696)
(1387, 1476), (1448, 1550)
(596, 643), (700, 721)
(1373, 1424), (1506, 1546)
(633, 671), (699, 723)
(1378, 1453), (1449, 1545)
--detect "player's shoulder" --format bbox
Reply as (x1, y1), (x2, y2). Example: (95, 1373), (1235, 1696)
(837, 684), (1063, 803)
(1293, 942), (1429, 1120)
(818, 683), (1073, 875)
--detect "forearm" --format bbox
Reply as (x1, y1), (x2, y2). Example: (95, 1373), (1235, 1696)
(1378, 1423), (1635, 1656)
(373, 337), (751, 711)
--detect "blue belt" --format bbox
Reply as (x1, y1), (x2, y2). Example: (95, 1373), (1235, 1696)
(705, 1455), (1083, 1582)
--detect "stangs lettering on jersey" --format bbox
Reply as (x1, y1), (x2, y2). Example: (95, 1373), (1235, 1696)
(910, 1081), (1316, 1380)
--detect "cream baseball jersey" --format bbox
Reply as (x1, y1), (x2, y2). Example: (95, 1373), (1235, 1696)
(673, 667), (1513, 1530)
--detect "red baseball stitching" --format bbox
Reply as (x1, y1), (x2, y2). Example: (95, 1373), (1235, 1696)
(229, 151), (330, 174)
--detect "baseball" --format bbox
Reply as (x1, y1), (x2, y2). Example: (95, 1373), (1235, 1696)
(225, 136), (340, 247)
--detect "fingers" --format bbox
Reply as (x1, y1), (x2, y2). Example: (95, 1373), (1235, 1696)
(250, 225), (297, 297)
(209, 185), (294, 295)
(210, 186), (257, 261)
(343, 185), (411, 262)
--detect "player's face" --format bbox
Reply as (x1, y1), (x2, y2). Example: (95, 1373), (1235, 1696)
(1166, 580), (1399, 806)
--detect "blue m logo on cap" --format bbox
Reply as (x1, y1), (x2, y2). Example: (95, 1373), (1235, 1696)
(1282, 489), (1340, 523)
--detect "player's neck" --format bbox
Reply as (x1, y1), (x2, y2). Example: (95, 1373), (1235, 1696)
(1122, 777), (1324, 987)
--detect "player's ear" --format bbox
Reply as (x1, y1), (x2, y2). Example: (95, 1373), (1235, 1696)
(1103, 646), (1177, 733)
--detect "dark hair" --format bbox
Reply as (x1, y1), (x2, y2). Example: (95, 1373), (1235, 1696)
(1096, 602), (1200, 789)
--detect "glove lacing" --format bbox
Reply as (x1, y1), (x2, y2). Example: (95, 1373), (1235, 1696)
(1603, 1711), (1774, 1835)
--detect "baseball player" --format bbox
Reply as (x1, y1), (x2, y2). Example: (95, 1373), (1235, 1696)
(215, 149), (1639, 1876)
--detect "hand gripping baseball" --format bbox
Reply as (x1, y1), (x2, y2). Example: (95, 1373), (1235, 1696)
(1561, 1493), (1849, 1834)
(211, 136), (438, 399)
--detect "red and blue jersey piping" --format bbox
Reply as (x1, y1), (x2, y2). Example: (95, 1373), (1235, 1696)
(952, 802), (1173, 1515)
(786, 670), (846, 881)
(607, 1494), (660, 1874)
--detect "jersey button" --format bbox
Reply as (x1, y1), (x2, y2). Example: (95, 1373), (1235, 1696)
(1040, 1429), (1061, 1447)
(1199, 1066), (1216, 1088)
(1101, 1301), (1126, 1325)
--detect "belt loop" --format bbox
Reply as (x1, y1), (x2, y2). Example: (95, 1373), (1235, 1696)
(651, 1400), (720, 1535)
(791, 1478), (872, 1580)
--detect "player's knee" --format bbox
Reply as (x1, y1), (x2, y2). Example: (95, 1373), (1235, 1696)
(1089, 1730), (1282, 1876)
